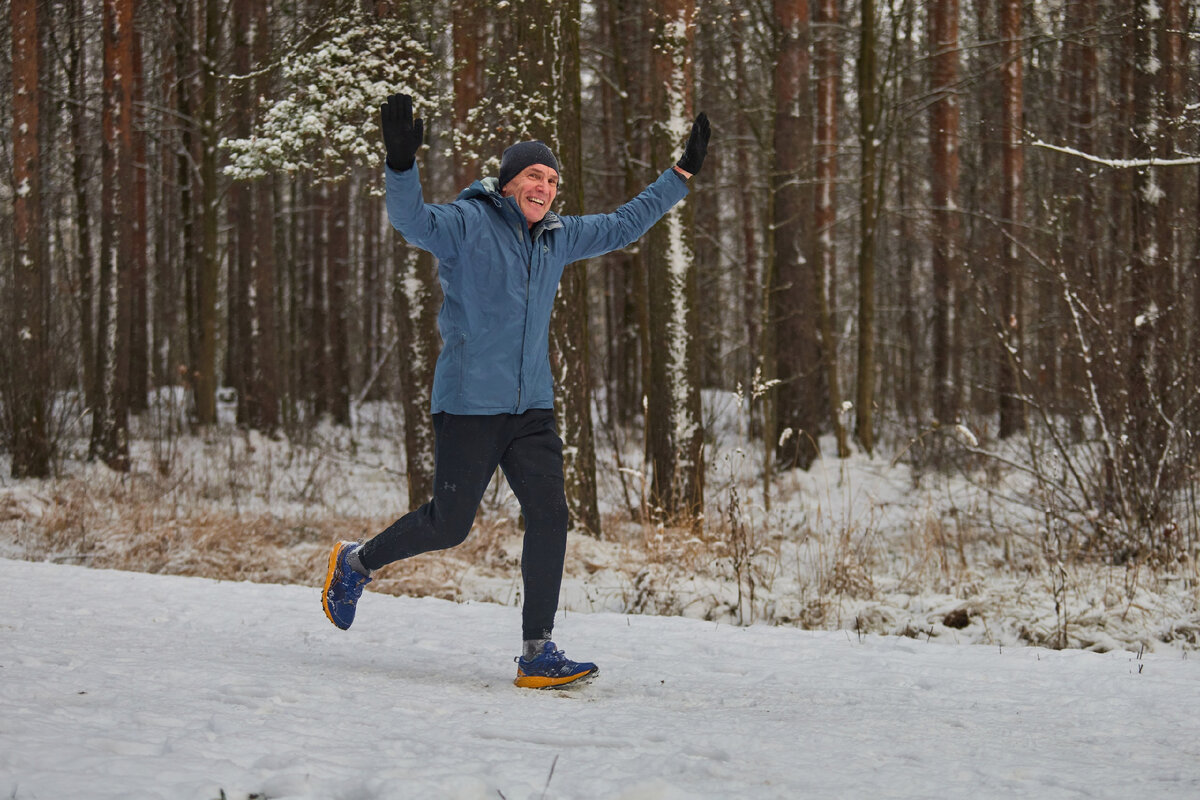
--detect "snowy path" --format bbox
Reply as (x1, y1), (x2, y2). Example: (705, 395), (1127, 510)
(2, 558), (1198, 800)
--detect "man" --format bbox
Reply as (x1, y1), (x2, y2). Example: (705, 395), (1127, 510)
(323, 93), (710, 689)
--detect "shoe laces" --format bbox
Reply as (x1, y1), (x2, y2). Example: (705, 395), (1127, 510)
(339, 564), (371, 598)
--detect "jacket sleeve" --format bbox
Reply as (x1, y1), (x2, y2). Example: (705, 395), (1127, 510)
(559, 168), (690, 264)
(385, 163), (466, 261)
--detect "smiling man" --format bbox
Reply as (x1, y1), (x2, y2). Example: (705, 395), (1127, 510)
(322, 93), (710, 689)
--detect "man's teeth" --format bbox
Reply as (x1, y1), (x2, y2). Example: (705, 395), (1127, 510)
(531, 198), (544, 205)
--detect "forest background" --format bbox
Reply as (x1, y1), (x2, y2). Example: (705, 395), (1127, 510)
(3, 0), (1199, 651)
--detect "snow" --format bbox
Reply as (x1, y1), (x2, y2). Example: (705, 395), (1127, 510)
(3, 557), (1198, 800)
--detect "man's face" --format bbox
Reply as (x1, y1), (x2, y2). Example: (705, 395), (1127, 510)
(501, 165), (559, 227)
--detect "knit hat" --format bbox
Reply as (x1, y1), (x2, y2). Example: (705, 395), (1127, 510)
(498, 140), (560, 189)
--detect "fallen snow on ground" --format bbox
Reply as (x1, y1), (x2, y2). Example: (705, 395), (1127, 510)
(3, 558), (1198, 800)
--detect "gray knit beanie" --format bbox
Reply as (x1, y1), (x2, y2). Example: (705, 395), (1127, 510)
(498, 140), (560, 189)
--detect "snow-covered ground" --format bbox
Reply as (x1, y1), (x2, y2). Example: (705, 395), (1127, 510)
(2, 557), (1198, 800)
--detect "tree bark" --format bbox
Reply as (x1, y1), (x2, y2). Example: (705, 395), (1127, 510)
(854, 0), (879, 455)
(645, 0), (704, 524)
(249, 0), (280, 433)
(997, 0), (1025, 438)
(549, 0), (603, 536)
(92, 0), (136, 470)
(193, 0), (222, 426)
(815, 0), (848, 458)
(772, 0), (821, 471)
(929, 0), (960, 429)
(7, 0), (51, 477)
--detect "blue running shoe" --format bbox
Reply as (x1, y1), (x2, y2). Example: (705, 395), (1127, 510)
(322, 540), (372, 630)
(514, 642), (598, 689)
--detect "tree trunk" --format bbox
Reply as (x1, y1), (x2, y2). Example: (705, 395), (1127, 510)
(549, 0), (603, 536)
(394, 242), (439, 506)
(92, 0), (136, 470)
(68, 0), (98, 418)
(815, 0), (848, 458)
(327, 178), (353, 427)
(177, 0), (200, 415)
(193, 0), (222, 426)
(854, 0), (879, 455)
(229, 0), (255, 425)
(7, 0), (51, 477)
(929, 0), (960, 429)
(452, 0), (484, 190)
(129, 31), (148, 414)
(771, 0), (821, 472)
(1058, 0), (1098, 441)
(249, 0), (280, 433)
(645, 0), (704, 524)
(1126, 0), (1162, 525)
(997, 0), (1025, 439)
(1154, 0), (1184, 448)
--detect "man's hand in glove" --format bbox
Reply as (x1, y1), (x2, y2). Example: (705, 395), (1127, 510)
(673, 112), (710, 180)
(381, 93), (424, 172)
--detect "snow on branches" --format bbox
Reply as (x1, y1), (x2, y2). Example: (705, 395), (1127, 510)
(222, 15), (442, 183)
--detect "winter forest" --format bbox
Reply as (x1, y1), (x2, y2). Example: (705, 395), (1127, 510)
(3, 0), (1200, 650)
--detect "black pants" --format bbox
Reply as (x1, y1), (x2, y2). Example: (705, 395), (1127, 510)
(358, 409), (569, 641)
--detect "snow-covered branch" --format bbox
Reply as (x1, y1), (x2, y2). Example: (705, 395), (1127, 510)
(1031, 140), (1200, 169)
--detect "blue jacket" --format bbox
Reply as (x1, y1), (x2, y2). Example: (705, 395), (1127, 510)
(386, 164), (690, 415)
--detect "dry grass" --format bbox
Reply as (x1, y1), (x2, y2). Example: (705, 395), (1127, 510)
(5, 430), (1199, 653)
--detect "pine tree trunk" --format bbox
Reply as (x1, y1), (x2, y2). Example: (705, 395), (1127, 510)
(997, 0), (1025, 439)
(772, 0), (821, 471)
(129, 33), (148, 414)
(548, 0), (602, 536)
(328, 179), (353, 427)
(92, 0), (136, 470)
(815, 0), (848, 459)
(7, 0), (51, 477)
(249, 0), (279, 433)
(452, 0), (484, 190)
(929, 0), (960, 429)
(68, 0), (98, 417)
(854, 0), (879, 455)
(645, 0), (704, 524)
(192, 0), (221, 426)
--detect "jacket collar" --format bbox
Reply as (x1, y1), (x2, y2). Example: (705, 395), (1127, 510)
(459, 177), (562, 240)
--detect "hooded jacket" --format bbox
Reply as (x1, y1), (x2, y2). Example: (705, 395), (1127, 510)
(385, 163), (689, 415)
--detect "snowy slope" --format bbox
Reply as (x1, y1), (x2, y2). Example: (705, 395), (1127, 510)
(2, 558), (1198, 800)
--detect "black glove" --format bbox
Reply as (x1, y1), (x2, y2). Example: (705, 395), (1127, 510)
(380, 93), (424, 172)
(676, 112), (710, 175)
